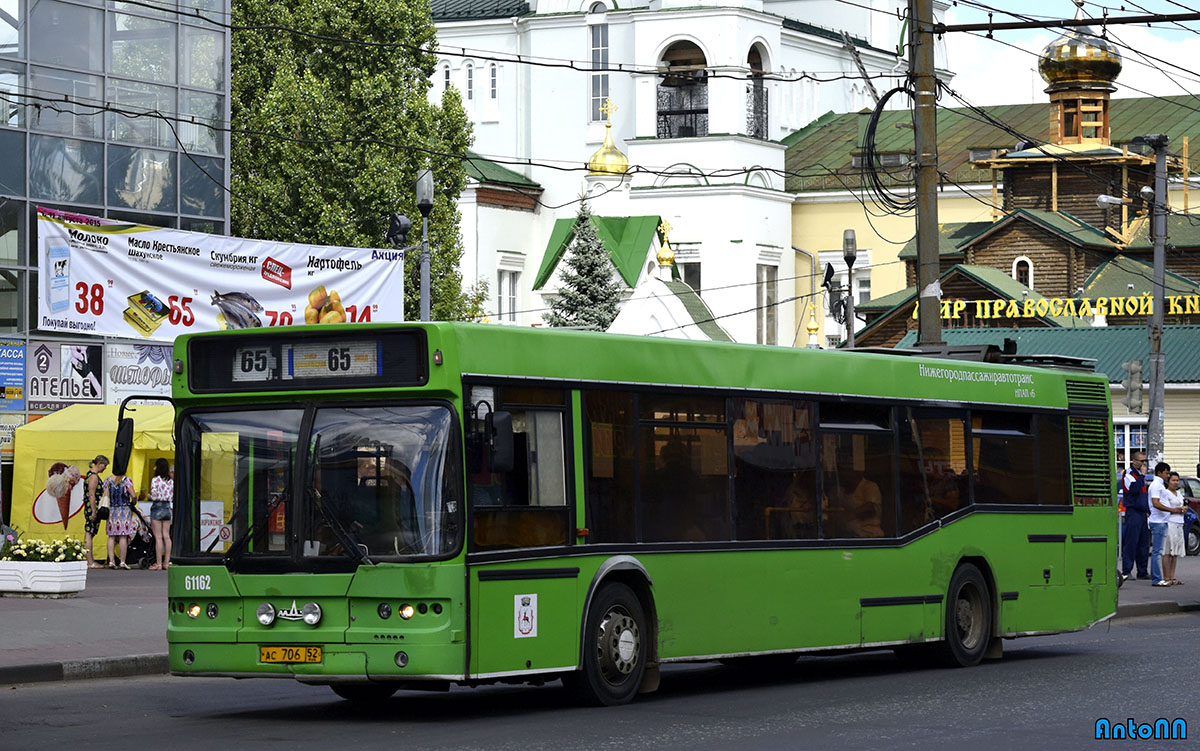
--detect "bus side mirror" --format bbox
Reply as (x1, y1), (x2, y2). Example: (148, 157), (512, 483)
(112, 417), (134, 475)
(487, 411), (514, 474)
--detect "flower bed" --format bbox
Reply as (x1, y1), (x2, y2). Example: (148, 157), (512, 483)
(0, 534), (88, 596)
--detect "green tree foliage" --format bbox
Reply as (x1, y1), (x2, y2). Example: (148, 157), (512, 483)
(545, 202), (624, 329)
(231, 0), (477, 320)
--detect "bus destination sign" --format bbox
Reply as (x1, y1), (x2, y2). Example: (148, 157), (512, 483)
(233, 341), (380, 382)
(190, 329), (427, 392)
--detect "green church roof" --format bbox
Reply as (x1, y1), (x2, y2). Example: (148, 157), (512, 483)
(463, 152), (542, 189)
(661, 280), (733, 342)
(432, 0), (529, 22)
(784, 95), (1200, 193)
(1081, 255), (1200, 298)
(533, 215), (661, 290)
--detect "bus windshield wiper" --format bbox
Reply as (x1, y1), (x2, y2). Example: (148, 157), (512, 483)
(308, 486), (373, 566)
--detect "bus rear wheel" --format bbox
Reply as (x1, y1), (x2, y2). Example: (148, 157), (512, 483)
(568, 582), (647, 706)
(330, 683), (397, 703)
(939, 563), (991, 667)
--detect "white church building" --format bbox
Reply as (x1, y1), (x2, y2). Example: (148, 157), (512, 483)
(431, 0), (949, 343)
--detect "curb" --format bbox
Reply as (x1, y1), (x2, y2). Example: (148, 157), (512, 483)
(0, 653), (167, 686)
(1114, 600), (1200, 620)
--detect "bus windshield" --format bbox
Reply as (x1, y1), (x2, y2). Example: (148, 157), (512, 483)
(177, 404), (461, 564)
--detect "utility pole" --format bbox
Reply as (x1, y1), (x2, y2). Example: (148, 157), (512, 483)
(911, 0), (943, 347)
(1144, 134), (1169, 466)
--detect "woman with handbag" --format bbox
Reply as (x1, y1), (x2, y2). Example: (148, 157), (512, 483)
(104, 467), (136, 570)
(148, 458), (173, 570)
(83, 455), (108, 569)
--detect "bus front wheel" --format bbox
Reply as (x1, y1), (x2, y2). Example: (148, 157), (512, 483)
(939, 563), (991, 668)
(568, 582), (647, 706)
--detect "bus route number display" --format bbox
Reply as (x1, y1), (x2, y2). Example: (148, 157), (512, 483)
(233, 345), (278, 382)
(231, 342), (379, 382)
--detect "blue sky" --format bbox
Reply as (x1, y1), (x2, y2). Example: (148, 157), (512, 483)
(941, 0), (1200, 105)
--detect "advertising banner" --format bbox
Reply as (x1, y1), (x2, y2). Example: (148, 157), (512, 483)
(105, 342), (172, 405)
(0, 339), (25, 411)
(36, 207), (405, 341)
(26, 340), (104, 411)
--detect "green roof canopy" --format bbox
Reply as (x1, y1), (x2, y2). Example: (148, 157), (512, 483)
(662, 280), (732, 342)
(533, 215), (661, 290)
(894, 326), (1200, 383)
(463, 152), (542, 189)
(1081, 255), (1200, 298)
(957, 209), (1118, 251)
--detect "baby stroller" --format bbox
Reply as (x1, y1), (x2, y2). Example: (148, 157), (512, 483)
(126, 504), (156, 569)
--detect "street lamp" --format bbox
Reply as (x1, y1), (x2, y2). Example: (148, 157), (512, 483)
(843, 229), (858, 348)
(416, 169), (435, 322)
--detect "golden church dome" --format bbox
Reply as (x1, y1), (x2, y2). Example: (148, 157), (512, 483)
(588, 98), (629, 176)
(1038, 13), (1122, 91)
(587, 122), (629, 176)
(656, 236), (674, 267)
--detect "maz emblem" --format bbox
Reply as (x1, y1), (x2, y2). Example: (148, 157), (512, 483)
(276, 600), (305, 621)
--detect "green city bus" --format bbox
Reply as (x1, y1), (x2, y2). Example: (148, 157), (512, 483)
(146, 323), (1116, 705)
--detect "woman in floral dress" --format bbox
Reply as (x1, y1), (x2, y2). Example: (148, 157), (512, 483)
(83, 455), (108, 569)
(104, 470), (136, 569)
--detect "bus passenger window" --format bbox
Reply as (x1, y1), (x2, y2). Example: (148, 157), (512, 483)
(584, 391), (636, 543)
(897, 408), (969, 533)
(819, 430), (895, 539)
(972, 411), (1035, 505)
(1038, 414), (1069, 505)
(732, 398), (818, 541)
(470, 387), (571, 551)
(639, 425), (730, 542)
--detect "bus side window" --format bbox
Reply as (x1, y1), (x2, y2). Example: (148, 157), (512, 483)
(971, 410), (1036, 505)
(584, 390), (637, 543)
(471, 387), (571, 551)
(732, 398), (818, 541)
(1037, 414), (1070, 505)
(897, 408), (969, 534)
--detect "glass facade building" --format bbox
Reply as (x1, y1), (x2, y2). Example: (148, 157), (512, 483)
(0, 0), (230, 514)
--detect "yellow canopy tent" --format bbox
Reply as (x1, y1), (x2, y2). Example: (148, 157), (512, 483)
(10, 404), (174, 557)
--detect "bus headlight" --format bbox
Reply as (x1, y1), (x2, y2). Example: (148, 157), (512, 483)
(398, 603), (414, 620)
(187, 603), (202, 619)
(256, 603), (276, 626)
(301, 602), (322, 625)
(377, 603), (392, 620)
(206, 603), (219, 619)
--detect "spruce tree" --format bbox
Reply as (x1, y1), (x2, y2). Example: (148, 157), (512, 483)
(545, 203), (624, 329)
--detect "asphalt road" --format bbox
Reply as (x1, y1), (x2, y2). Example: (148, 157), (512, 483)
(4, 612), (1197, 750)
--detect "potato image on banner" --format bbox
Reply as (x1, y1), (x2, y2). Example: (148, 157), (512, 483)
(305, 285), (346, 324)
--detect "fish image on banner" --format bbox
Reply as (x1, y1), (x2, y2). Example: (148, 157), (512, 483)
(212, 291), (264, 330)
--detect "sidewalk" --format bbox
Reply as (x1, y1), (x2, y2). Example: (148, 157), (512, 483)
(3, 556), (1200, 686)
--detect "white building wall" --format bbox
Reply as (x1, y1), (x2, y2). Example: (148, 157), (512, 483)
(433, 0), (934, 345)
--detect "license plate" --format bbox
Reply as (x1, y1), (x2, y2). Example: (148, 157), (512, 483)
(259, 646), (322, 664)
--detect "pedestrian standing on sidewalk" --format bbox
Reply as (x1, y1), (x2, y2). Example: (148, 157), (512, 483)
(148, 458), (173, 570)
(83, 455), (108, 569)
(1160, 471), (1187, 586)
(1120, 452), (1151, 581)
(104, 470), (136, 569)
(1148, 461), (1172, 586)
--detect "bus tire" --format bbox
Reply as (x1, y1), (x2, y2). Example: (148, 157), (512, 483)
(330, 683), (397, 703)
(569, 582), (647, 706)
(938, 563), (991, 668)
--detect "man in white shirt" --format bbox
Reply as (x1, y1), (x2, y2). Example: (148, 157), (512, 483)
(1147, 462), (1173, 586)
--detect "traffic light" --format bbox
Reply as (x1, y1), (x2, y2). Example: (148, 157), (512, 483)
(1120, 360), (1143, 413)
